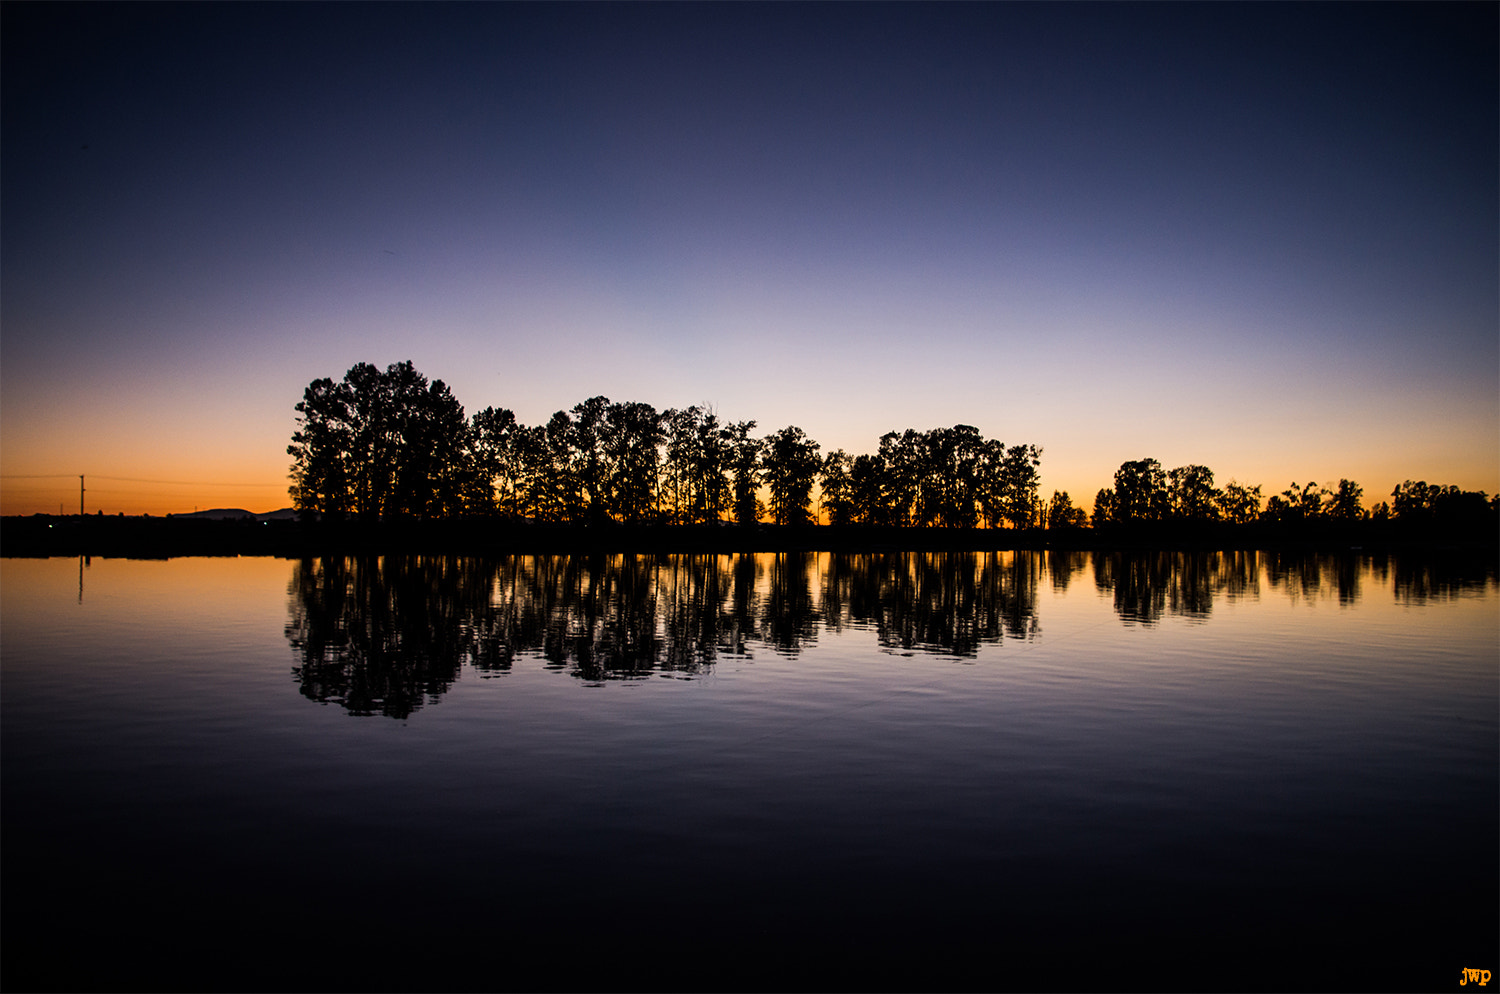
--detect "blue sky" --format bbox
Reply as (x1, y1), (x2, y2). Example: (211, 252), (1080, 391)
(3, 3), (1494, 514)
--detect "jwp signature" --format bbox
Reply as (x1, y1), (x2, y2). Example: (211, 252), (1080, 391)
(1461, 968), (1491, 986)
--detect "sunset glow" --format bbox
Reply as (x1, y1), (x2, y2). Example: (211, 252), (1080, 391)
(3, 4), (1494, 517)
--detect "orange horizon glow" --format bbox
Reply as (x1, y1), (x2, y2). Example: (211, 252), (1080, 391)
(3, 454), (1497, 520)
(4, 6), (1492, 527)
(0, 475), (291, 518)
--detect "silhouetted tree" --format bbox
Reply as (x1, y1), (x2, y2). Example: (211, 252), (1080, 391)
(1214, 480), (1262, 524)
(930, 425), (985, 528)
(660, 407), (698, 523)
(662, 406), (731, 525)
(302, 366), (1466, 542)
(1111, 459), (1169, 523)
(289, 361), (477, 520)
(727, 421), (762, 526)
(909, 431), (948, 528)
(606, 400), (665, 524)
(342, 361), (396, 517)
(1324, 479), (1364, 521)
(1389, 480), (1496, 531)
(848, 453), (890, 525)
(997, 444), (1043, 528)
(819, 449), (856, 525)
(388, 371), (472, 518)
(1294, 481), (1329, 519)
(1092, 487), (1115, 526)
(976, 438), (1008, 528)
(762, 426), (821, 526)
(1263, 481), (1327, 524)
(566, 396), (613, 524)
(1167, 464), (1219, 522)
(472, 406), (522, 517)
(288, 376), (354, 517)
(508, 422), (557, 520)
(547, 412), (582, 520)
(1046, 490), (1087, 530)
(1391, 480), (1433, 519)
(877, 430), (923, 526)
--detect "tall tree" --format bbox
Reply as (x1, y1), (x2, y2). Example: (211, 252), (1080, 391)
(1167, 464), (1219, 522)
(1111, 458), (1168, 523)
(343, 361), (398, 518)
(1214, 481), (1262, 524)
(661, 406), (732, 525)
(925, 426), (985, 528)
(389, 372), (472, 518)
(877, 430), (923, 526)
(727, 421), (762, 526)
(289, 361), (475, 520)
(819, 449), (856, 525)
(1390, 480), (1441, 521)
(761, 426), (821, 526)
(690, 410), (733, 524)
(605, 400), (665, 524)
(998, 444), (1043, 528)
(530, 411), (582, 523)
(567, 396), (613, 524)
(1046, 490), (1087, 530)
(1324, 479), (1364, 521)
(288, 376), (354, 517)
(1092, 487), (1115, 526)
(977, 438), (1009, 528)
(848, 453), (889, 525)
(1261, 481), (1327, 524)
(472, 406), (521, 517)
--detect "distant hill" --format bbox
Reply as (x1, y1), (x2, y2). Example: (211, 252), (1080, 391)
(169, 508), (299, 522)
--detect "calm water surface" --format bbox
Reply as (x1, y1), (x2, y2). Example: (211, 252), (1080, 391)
(3, 551), (1495, 991)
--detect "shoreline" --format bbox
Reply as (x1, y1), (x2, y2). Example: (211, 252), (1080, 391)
(3, 514), (1495, 560)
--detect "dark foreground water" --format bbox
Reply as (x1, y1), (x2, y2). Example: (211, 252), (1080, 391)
(3, 551), (1496, 991)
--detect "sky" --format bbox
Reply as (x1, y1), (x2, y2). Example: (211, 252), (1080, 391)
(3, 3), (1495, 516)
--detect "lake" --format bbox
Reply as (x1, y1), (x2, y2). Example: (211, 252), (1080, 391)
(3, 550), (1495, 991)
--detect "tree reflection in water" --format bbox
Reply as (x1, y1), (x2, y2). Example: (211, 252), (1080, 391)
(820, 551), (1039, 655)
(285, 556), (493, 718)
(286, 549), (1496, 716)
(1384, 552), (1498, 604)
(1094, 550), (1264, 624)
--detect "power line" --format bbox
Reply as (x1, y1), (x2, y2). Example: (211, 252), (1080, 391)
(0, 474), (283, 486)
(94, 476), (285, 486)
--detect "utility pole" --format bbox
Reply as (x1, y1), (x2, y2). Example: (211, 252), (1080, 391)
(80, 474), (85, 516)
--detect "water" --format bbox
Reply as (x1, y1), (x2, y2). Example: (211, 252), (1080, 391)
(3, 551), (1496, 991)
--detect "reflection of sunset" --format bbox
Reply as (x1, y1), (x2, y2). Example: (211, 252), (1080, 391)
(8, 550), (1493, 707)
(1, 555), (298, 684)
(4, 550), (1494, 990)
(270, 550), (1500, 714)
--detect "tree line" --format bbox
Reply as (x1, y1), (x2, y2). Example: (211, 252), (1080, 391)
(288, 362), (1494, 532)
(288, 362), (1044, 526)
(287, 551), (1046, 715)
(1088, 458), (1496, 531)
(288, 548), (1487, 717)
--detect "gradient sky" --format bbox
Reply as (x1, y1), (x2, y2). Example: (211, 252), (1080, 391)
(3, 3), (1495, 516)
